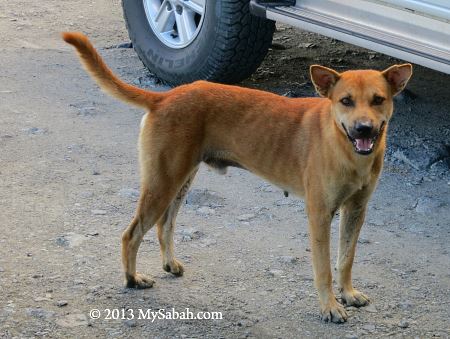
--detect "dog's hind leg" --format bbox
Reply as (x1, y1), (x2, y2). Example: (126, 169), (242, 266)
(121, 158), (197, 289)
(157, 167), (198, 276)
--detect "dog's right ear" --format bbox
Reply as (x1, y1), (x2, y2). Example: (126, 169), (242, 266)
(310, 65), (340, 97)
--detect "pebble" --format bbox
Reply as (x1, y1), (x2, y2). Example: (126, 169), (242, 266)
(124, 319), (137, 327)
(116, 42), (132, 48)
(0, 267), (4, 272)
(363, 304), (377, 313)
(237, 213), (256, 222)
(414, 196), (444, 214)
(118, 188), (140, 202)
(277, 256), (299, 264)
(23, 127), (47, 135)
(268, 269), (284, 277)
(398, 319), (409, 328)
(362, 324), (376, 332)
(179, 228), (204, 241)
(26, 308), (55, 319)
(56, 300), (68, 307)
(56, 313), (88, 328)
(91, 209), (107, 215)
(196, 206), (215, 215)
(185, 189), (225, 207)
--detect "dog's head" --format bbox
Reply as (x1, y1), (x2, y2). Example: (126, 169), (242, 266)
(310, 64), (412, 155)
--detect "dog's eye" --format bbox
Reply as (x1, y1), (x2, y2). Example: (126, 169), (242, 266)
(340, 97), (354, 107)
(372, 95), (385, 105)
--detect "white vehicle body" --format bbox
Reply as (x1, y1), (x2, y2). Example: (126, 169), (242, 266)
(252, 0), (450, 74)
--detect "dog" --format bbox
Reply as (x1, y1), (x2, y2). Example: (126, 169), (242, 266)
(62, 32), (412, 323)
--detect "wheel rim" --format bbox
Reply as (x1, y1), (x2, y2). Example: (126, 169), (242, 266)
(143, 0), (206, 49)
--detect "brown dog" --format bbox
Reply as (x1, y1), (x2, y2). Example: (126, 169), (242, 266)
(62, 32), (412, 323)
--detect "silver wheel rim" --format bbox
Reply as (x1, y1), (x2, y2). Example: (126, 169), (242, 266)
(143, 0), (206, 49)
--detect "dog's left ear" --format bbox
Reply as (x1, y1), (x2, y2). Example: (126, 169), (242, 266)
(382, 64), (413, 96)
(310, 65), (340, 97)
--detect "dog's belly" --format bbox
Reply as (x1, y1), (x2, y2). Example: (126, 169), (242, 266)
(202, 154), (306, 197)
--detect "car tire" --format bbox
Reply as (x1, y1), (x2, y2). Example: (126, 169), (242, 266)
(122, 0), (275, 85)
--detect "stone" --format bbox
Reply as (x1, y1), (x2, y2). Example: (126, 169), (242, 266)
(118, 188), (140, 202)
(91, 209), (107, 215)
(124, 319), (137, 327)
(414, 196), (445, 214)
(398, 319), (409, 328)
(363, 304), (377, 313)
(56, 313), (88, 327)
(362, 324), (376, 332)
(26, 308), (55, 319)
(179, 228), (204, 241)
(268, 269), (284, 277)
(197, 206), (215, 215)
(237, 214), (256, 222)
(55, 233), (86, 248)
(277, 256), (299, 264)
(56, 300), (68, 307)
(186, 189), (225, 207)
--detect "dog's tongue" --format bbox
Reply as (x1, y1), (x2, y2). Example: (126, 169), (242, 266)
(355, 138), (372, 151)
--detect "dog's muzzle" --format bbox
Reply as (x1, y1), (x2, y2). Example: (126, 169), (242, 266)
(342, 122), (385, 155)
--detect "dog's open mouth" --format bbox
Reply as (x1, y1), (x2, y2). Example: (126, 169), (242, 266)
(342, 122), (385, 155)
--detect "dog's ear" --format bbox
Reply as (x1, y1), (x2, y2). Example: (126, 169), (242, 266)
(310, 65), (340, 97)
(382, 64), (413, 96)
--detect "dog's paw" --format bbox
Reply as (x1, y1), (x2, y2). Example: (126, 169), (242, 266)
(320, 300), (348, 324)
(341, 289), (370, 307)
(163, 259), (184, 277)
(125, 272), (155, 289)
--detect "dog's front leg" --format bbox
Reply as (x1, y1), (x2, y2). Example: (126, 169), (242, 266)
(307, 198), (348, 323)
(337, 187), (373, 307)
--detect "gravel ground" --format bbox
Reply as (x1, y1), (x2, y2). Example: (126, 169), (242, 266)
(0, 1), (449, 338)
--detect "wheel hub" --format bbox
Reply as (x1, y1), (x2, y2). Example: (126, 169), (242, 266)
(143, 0), (206, 49)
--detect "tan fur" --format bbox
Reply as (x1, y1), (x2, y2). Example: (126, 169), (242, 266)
(62, 32), (412, 323)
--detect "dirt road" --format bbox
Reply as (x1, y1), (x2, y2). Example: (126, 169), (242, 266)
(0, 1), (449, 338)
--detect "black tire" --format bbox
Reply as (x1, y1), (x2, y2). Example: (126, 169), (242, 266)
(122, 0), (275, 85)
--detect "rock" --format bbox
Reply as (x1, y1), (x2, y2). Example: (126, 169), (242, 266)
(26, 308), (55, 319)
(91, 209), (107, 215)
(179, 228), (204, 241)
(363, 304), (377, 313)
(0, 267), (4, 272)
(358, 238), (371, 244)
(277, 256), (299, 264)
(237, 213), (256, 222)
(398, 319), (409, 328)
(362, 324), (376, 332)
(392, 143), (448, 170)
(55, 233), (86, 248)
(56, 300), (68, 307)
(116, 42), (132, 49)
(196, 206), (215, 215)
(23, 127), (47, 135)
(298, 42), (317, 48)
(414, 196), (445, 214)
(133, 75), (161, 87)
(56, 313), (88, 327)
(268, 269), (284, 277)
(398, 301), (413, 310)
(345, 333), (358, 339)
(124, 319), (137, 327)
(270, 42), (287, 50)
(185, 189), (225, 207)
(118, 188), (140, 202)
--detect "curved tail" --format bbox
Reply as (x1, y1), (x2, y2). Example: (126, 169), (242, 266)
(62, 32), (163, 108)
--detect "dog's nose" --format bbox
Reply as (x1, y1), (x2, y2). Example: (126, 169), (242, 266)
(354, 121), (373, 135)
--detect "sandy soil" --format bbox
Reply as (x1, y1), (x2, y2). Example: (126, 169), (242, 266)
(0, 1), (449, 338)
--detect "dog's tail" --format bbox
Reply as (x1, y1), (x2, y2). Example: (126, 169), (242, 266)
(62, 32), (162, 108)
